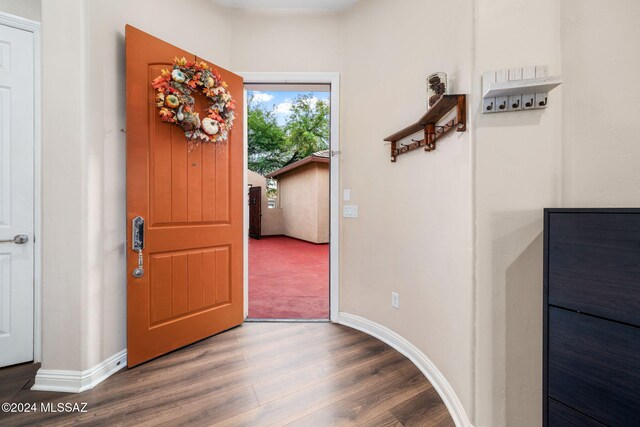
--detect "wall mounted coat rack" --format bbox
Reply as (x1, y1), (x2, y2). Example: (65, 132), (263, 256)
(482, 66), (562, 113)
(384, 94), (466, 162)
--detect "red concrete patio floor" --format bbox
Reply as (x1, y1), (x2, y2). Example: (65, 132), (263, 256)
(248, 236), (329, 319)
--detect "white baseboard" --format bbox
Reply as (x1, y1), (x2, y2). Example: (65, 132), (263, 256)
(31, 349), (127, 393)
(337, 313), (473, 427)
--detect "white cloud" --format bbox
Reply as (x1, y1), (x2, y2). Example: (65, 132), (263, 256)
(275, 101), (292, 114)
(250, 91), (274, 105)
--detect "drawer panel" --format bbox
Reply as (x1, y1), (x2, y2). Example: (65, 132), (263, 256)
(548, 307), (640, 426)
(548, 212), (640, 326)
(548, 399), (605, 427)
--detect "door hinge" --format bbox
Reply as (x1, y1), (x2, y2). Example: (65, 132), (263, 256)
(330, 150), (341, 157)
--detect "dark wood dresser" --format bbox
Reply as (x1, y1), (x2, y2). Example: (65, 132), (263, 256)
(544, 208), (640, 426)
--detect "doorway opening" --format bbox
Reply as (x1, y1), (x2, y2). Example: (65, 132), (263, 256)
(245, 82), (332, 321)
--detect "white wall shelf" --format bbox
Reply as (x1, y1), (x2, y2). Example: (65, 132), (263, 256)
(482, 75), (562, 99)
(482, 66), (562, 113)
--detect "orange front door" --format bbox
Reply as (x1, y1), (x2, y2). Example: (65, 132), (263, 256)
(125, 26), (244, 367)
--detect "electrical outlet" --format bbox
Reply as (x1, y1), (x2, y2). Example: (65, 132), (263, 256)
(391, 292), (400, 309)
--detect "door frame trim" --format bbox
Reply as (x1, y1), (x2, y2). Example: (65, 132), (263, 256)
(0, 12), (42, 362)
(239, 72), (340, 322)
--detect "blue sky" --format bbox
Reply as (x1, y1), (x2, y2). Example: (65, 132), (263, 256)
(248, 90), (330, 125)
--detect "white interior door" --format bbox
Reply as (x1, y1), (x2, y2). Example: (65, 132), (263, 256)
(0, 23), (35, 367)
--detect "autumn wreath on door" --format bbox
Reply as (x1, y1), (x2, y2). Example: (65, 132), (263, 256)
(152, 57), (236, 148)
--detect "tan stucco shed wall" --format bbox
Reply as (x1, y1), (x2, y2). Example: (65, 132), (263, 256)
(316, 162), (330, 243)
(278, 162), (329, 244)
(247, 170), (283, 236)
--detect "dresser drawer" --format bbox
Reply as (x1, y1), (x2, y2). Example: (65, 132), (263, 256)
(548, 307), (640, 426)
(548, 399), (605, 427)
(548, 212), (640, 327)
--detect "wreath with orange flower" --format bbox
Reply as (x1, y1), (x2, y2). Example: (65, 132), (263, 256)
(151, 57), (236, 145)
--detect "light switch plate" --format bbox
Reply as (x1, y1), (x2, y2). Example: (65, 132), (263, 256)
(343, 189), (351, 201)
(343, 205), (358, 218)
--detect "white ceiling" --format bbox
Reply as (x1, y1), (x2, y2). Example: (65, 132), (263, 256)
(213, 0), (359, 11)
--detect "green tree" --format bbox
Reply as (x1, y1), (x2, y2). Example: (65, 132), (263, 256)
(283, 94), (330, 165)
(247, 93), (330, 175)
(247, 96), (288, 175)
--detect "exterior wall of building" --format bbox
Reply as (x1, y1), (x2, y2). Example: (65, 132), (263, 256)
(316, 163), (330, 243)
(247, 170), (283, 236)
(278, 162), (329, 244)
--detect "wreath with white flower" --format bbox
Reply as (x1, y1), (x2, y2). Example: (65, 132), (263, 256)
(151, 57), (236, 145)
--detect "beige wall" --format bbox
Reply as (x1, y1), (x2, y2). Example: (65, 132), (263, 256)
(41, 0), (85, 372)
(473, 0), (562, 425)
(561, 0), (640, 207)
(262, 206), (284, 235)
(247, 170), (265, 190)
(37, 1), (640, 425)
(247, 170), (283, 236)
(473, 1), (640, 425)
(278, 163), (329, 244)
(0, 0), (40, 21)
(227, 9), (342, 73)
(339, 0), (475, 417)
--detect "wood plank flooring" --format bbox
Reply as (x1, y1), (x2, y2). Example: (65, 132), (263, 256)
(0, 322), (453, 426)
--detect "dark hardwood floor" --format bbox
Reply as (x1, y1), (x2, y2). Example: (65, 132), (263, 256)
(0, 323), (453, 426)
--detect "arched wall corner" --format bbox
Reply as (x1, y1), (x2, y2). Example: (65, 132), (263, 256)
(337, 312), (473, 427)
